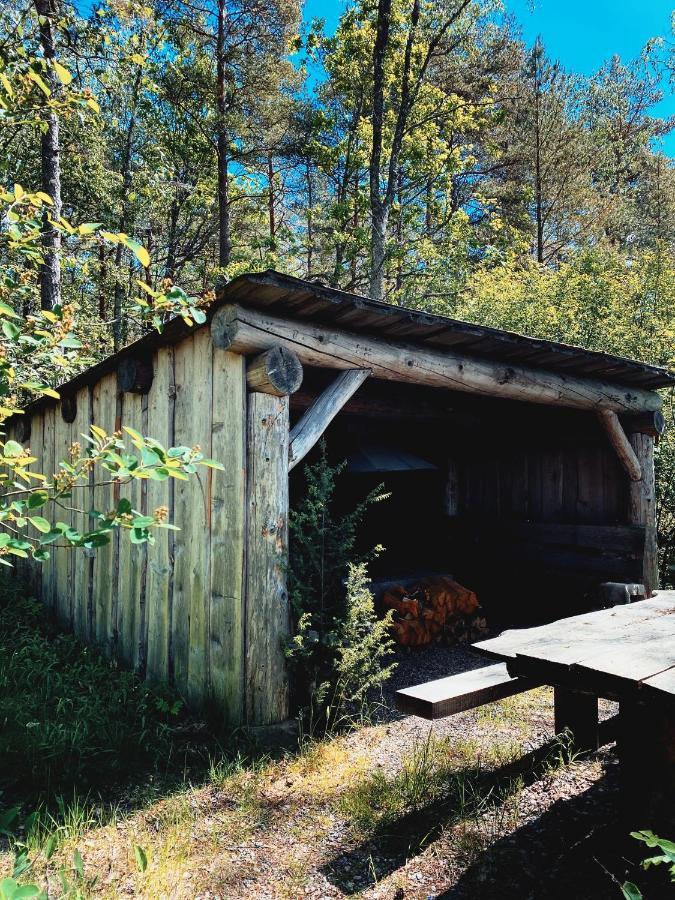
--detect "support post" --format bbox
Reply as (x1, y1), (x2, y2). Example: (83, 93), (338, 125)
(618, 700), (675, 832)
(288, 368), (370, 471)
(554, 686), (599, 753)
(628, 432), (658, 597)
(597, 409), (642, 481)
(245, 393), (290, 725)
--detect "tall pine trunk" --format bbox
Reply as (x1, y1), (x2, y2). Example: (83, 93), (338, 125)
(112, 61), (143, 350)
(216, 0), (232, 268)
(34, 0), (62, 311)
(368, 0), (392, 302)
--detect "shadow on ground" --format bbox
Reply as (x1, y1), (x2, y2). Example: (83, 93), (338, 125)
(321, 737), (665, 899)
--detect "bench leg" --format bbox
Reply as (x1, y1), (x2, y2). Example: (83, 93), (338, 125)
(618, 700), (675, 832)
(554, 687), (599, 753)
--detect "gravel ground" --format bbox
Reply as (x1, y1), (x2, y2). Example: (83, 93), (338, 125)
(4, 643), (649, 900)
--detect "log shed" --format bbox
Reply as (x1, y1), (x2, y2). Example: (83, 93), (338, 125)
(6, 269), (674, 727)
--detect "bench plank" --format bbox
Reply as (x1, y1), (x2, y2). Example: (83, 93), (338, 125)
(394, 662), (538, 720)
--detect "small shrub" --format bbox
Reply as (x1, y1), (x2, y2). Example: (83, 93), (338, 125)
(286, 448), (394, 734)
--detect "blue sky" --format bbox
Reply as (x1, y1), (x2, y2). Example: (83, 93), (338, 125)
(302, 0), (675, 154)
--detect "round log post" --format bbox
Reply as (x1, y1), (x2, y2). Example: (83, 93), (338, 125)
(245, 393), (290, 725)
(246, 346), (303, 396)
(628, 431), (658, 597)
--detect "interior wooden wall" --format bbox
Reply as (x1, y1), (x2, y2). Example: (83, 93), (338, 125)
(8, 334), (248, 724)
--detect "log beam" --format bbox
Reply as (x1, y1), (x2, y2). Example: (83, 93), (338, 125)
(246, 345), (303, 397)
(211, 304), (661, 414)
(288, 369), (370, 471)
(597, 409), (642, 482)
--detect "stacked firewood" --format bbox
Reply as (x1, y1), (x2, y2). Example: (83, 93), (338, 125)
(382, 576), (487, 647)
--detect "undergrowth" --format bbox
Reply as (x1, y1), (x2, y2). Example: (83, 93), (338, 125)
(0, 580), (224, 810)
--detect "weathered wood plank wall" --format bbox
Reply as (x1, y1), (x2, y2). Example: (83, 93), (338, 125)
(11, 340), (250, 725)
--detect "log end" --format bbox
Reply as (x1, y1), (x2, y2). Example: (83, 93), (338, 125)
(247, 345), (303, 397)
(118, 355), (154, 394)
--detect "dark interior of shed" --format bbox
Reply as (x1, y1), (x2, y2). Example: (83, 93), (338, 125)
(289, 368), (644, 631)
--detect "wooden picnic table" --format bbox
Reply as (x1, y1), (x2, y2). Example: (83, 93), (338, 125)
(472, 590), (675, 830)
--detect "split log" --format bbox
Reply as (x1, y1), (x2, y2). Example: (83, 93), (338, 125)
(211, 304), (661, 413)
(288, 368), (370, 471)
(597, 409), (642, 481)
(629, 432), (658, 597)
(246, 345), (303, 396)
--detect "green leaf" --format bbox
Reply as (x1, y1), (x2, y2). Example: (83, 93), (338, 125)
(53, 61), (72, 85)
(78, 222), (102, 235)
(123, 237), (150, 267)
(72, 848), (84, 878)
(621, 882), (642, 900)
(2, 321), (20, 341)
(117, 498), (132, 515)
(27, 491), (49, 509)
(3, 440), (23, 458)
(131, 515), (154, 528)
(29, 516), (51, 533)
(200, 458), (225, 470)
(58, 335), (82, 349)
(134, 845), (148, 873)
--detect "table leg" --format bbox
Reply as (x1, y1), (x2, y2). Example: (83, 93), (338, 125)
(554, 687), (599, 753)
(618, 700), (675, 833)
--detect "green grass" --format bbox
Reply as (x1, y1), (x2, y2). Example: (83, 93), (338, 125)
(0, 580), (226, 813)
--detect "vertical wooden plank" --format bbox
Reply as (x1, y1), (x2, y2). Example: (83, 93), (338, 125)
(53, 404), (73, 628)
(27, 412), (45, 599)
(629, 432), (658, 596)
(171, 337), (193, 699)
(72, 387), (92, 641)
(245, 392), (290, 725)
(92, 373), (118, 653)
(117, 389), (144, 668)
(562, 447), (578, 523)
(210, 350), (246, 725)
(541, 449), (564, 522)
(41, 405), (56, 611)
(527, 450), (543, 521)
(172, 332), (212, 706)
(145, 347), (174, 684)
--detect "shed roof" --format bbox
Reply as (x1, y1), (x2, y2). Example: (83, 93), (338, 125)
(11, 269), (675, 420)
(222, 270), (675, 390)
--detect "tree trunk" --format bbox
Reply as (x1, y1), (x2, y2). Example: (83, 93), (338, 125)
(216, 0), (232, 268)
(267, 153), (276, 244)
(113, 60), (143, 350)
(368, 0), (392, 301)
(370, 201), (389, 301)
(34, 0), (62, 311)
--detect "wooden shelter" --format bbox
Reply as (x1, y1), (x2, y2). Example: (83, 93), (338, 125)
(7, 270), (675, 726)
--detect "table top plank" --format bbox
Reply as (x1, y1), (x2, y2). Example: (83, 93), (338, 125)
(474, 593), (675, 663)
(642, 665), (675, 697)
(472, 591), (675, 703)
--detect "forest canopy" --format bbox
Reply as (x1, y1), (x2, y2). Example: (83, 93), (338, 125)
(2, 0), (675, 573)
